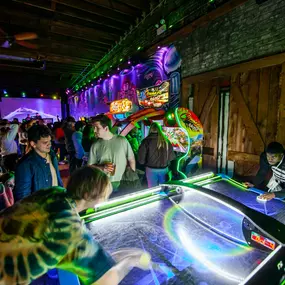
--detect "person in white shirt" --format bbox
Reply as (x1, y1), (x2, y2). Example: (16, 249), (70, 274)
(0, 121), (19, 172)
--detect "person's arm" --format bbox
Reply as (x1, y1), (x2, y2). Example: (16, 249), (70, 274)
(6, 123), (19, 142)
(137, 140), (147, 166)
(14, 161), (32, 201)
(253, 152), (271, 186)
(72, 133), (84, 158)
(126, 140), (135, 171)
(88, 143), (97, 165)
(94, 249), (151, 285)
(274, 190), (285, 199)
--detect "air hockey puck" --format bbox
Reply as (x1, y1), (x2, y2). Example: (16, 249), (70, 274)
(256, 195), (267, 202)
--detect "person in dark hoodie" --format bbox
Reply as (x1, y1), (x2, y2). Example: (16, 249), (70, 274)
(244, 142), (285, 201)
(138, 122), (175, 187)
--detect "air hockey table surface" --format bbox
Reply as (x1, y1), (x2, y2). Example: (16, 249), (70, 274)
(81, 177), (285, 285)
(182, 172), (285, 225)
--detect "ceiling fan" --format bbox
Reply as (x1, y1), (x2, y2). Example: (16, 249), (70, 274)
(0, 28), (38, 49)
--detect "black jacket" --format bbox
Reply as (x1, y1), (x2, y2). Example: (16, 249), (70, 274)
(254, 152), (285, 199)
(138, 133), (176, 169)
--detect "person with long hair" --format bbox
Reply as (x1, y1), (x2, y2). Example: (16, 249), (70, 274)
(138, 122), (176, 187)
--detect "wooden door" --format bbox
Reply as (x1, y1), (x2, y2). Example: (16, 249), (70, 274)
(228, 66), (282, 176)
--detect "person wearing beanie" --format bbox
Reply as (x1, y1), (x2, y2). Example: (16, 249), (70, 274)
(244, 142), (285, 200)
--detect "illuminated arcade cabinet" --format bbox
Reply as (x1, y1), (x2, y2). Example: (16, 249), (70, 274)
(108, 81), (203, 179)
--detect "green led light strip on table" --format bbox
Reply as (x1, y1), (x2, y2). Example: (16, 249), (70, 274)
(182, 172), (215, 184)
(81, 187), (162, 219)
(83, 193), (166, 223)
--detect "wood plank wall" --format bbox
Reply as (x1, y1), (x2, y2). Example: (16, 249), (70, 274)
(228, 65), (282, 176)
(192, 80), (220, 170)
(188, 64), (284, 176)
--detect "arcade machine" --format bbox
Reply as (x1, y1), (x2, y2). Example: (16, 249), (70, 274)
(109, 80), (203, 179)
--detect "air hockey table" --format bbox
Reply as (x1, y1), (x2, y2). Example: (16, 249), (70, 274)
(71, 177), (285, 285)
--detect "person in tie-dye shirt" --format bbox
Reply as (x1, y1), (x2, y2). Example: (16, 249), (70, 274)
(0, 166), (150, 285)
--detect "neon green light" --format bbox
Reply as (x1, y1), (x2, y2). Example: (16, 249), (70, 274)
(174, 108), (188, 179)
(81, 187), (162, 219)
(169, 25), (173, 28)
(182, 172), (215, 183)
(120, 58), (123, 62)
(226, 178), (248, 191)
(137, 46), (141, 50)
(194, 177), (222, 186)
(84, 195), (162, 223)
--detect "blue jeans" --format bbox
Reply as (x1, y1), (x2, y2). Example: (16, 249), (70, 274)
(146, 167), (169, 188)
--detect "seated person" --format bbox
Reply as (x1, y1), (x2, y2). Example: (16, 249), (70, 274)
(0, 166), (150, 285)
(244, 142), (285, 201)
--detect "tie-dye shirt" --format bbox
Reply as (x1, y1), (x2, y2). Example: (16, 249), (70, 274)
(0, 187), (115, 285)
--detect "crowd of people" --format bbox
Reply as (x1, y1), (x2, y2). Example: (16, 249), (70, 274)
(0, 114), (177, 211)
(0, 112), (285, 284)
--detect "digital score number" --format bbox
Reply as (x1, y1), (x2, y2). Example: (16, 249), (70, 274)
(251, 231), (276, 250)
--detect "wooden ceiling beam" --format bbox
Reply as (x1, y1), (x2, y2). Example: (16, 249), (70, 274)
(36, 39), (107, 57)
(0, 6), (119, 44)
(0, 18), (111, 51)
(54, 5), (128, 32)
(85, 0), (141, 16)
(0, 48), (96, 66)
(50, 21), (118, 42)
(116, 0), (146, 10)
(10, 0), (130, 32)
(55, 0), (134, 24)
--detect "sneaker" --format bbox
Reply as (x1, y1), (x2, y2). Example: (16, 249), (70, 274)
(58, 161), (65, 165)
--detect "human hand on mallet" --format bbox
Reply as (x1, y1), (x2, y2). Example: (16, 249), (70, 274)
(258, 193), (275, 201)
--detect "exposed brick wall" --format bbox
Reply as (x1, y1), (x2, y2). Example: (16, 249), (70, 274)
(175, 0), (285, 78)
